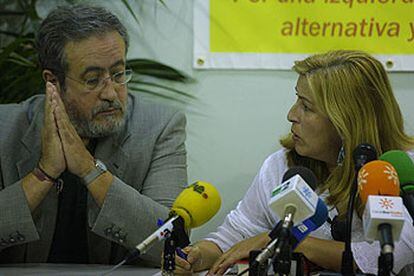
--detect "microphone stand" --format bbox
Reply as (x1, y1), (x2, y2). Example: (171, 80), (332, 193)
(162, 236), (176, 276)
(378, 252), (392, 276)
(162, 216), (190, 275)
(342, 143), (377, 275)
(249, 250), (269, 276)
(249, 221), (283, 276)
(377, 223), (394, 276)
(341, 176), (358, 276)
(272, 224), (293, 275)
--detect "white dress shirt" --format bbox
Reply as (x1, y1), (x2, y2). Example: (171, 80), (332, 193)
(206, 148), (414, 274)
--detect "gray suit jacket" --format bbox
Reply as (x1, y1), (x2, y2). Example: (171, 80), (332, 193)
(0, 93), (187, 266)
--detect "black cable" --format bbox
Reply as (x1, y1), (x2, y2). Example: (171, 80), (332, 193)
(102, 259), (126, 275)
(237, 267), (249, 276)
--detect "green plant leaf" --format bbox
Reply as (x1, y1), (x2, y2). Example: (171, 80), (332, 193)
(0, 0), (195, 104)
(8, 52), (37, 67)
(0, 37), (29, 64)
(128, 58), (192, 83)
(129, 79), (195, 100)
(128, 86), (189, 104)
(121, 0), (140, 24)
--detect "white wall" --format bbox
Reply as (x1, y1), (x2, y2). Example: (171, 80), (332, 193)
(87, 0), (414, 241)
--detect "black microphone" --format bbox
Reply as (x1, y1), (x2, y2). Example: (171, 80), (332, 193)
(353, 143), (377, 171)
(342, 143), (377, 276)
(282, 166), (318, 187)
(331, 215), (347, 242)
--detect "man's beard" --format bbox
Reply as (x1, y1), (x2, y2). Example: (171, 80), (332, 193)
(63, 98), (127, 139)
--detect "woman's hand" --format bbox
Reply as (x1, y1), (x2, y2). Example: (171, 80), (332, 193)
(174, 245), (203, 275)
(208, 232), (270, 275)
(173, 241), (223, 275)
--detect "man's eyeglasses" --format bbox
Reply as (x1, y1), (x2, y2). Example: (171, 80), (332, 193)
(66, 69), (133, 92)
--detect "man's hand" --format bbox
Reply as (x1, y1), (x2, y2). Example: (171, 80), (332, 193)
(209, 232), (270, 275)
(52, 88), (95, 178)
(38, 82), (66, 178)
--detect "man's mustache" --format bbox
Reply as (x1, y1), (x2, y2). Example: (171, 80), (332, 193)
(92, 100), (124, 117)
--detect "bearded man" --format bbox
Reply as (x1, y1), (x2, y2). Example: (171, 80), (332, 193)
(0, 4), (187, 267)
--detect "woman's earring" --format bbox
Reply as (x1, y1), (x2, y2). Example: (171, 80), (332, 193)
(336, 145), (345, 166)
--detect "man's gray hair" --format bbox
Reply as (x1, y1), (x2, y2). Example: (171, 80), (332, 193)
(35, 4), (129, 90)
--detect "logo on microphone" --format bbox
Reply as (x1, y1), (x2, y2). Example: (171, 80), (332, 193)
(271, 182), (290, 197)
(383, 165), (399, 187)
(379, 198), (394, 210)
(160, 228), (172, 238)
(357, 168), (369, 192)
(189, 182), (209, 199)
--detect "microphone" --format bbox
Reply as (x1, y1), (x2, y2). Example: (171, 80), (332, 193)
(380, 150), (414, 221)
(253, 167), (318, 269)
(358, 160), (405, 274)
(254, 167), (318, 266)
(268, 166), (318, 255)
(268, 167), (319, 274)
(126, 181), (221, 262)
(253, 198), (328, 269)
(358, 160), (400, 204)
(331, 215), (347, 242)
(353, 143), (378, 171)
(342, 143), (377, 275)
(268, 167), (319, 227)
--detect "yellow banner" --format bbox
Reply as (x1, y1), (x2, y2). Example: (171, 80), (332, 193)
(210, 0), (414, 54)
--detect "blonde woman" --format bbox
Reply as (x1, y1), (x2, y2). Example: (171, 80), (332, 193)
(174, 50), (414, 275)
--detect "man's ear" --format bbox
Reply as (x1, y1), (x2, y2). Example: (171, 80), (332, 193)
(42, 69), (57, 84)
(42, 69), (62, 93)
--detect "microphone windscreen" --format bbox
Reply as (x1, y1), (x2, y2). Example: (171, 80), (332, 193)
(170, 181), (221, 229)
(331, 216), (347, 242)
(358, 160), (400, 204)
(380, 150), (414, 191)
(282, 166), (318, 190)
(290, 199), (328, 248)
(311, 198), (329, 227)
(353, 143), (377, 169)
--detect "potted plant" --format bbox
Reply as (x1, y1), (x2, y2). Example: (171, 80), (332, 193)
(0, 0), (194, 104)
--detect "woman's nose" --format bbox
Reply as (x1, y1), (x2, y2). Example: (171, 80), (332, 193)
(287, 103), (299, 123)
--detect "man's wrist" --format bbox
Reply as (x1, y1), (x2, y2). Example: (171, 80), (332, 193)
(79, 160), (96, 178)
(81, 159), (108, 186)
(32, 167), (55, 184)
(32, 166), (64, 193)
(38, 162), (60, 179)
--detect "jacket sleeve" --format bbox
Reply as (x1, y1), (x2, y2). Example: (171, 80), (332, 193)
(0, 179), (40, 252)
(0, 98), (44, 254)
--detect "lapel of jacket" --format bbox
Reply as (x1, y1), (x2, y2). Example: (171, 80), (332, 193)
(16, 97), (59, 262)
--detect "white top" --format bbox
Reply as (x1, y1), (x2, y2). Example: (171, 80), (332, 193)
(206, 148), (414, 275)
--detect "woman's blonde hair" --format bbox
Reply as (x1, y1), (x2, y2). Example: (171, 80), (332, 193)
(281, 50), (414, 217)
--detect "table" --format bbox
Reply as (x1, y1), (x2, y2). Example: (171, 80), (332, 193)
(0, 263), (160, 276)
